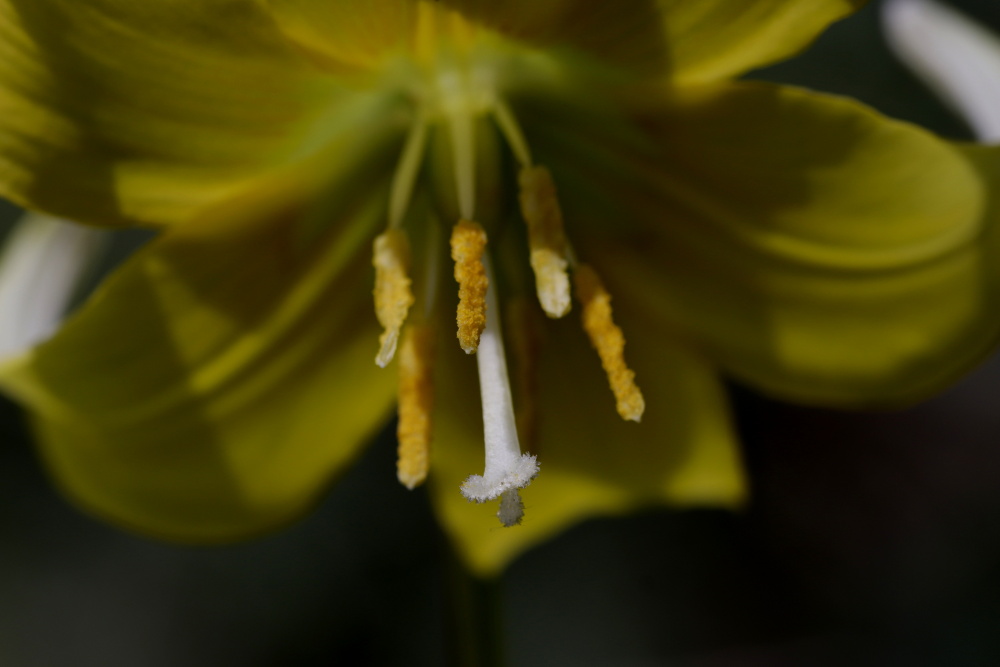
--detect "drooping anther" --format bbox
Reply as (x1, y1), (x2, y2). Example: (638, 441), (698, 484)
(372, 229), (415, 367)
(574, 264), (645, 422)
(396, 324), (436, 490)
(518, 165), (572, 319)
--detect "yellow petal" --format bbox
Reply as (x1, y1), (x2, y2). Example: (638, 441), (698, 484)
(0, 0), (351, 227)
(264, 0), (861, 82)
(263, 0), (667, 76)
(0, 176), (396, 542)
(450, 0), (863, 81)
(430, 304), (745, 577)
(543, 81), (995, 407)
(260, 0), (421, 74)
(659, 0), (866, 84)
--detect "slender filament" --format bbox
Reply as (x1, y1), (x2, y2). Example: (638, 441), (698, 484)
(388, 114), (429, 230)
(492, 98), (533, 167)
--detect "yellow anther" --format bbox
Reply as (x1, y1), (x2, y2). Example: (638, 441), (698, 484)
(518, 165), (572, 319)
(396, 324), (436, 490)
(574, 264), (645, 422)
(450, 219), (489, 354)
(373, 229), (415, 368)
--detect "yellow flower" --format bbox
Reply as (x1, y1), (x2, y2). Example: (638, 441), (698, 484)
(0, 0), (997, 576)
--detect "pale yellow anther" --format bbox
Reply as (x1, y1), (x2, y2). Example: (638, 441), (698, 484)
(574, 264), (645, 422)
(450, 219), (489, 354)
(373, 229), (415, 367)
(518, 165), (572, 319)
(396, 324), (436, 490)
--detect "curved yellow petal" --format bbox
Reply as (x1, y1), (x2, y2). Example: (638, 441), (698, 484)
(538, 81), (997, 407)
(455, 0), (864, 82)
(262, 0), (669, 78)
(659, 0), (866, 85)
(263, 0), (861, 82)
(0, 176), (396, 542)
(259, 0), (419, 75)
(430, 304), (745, 577)
(0, 0), (350, 227)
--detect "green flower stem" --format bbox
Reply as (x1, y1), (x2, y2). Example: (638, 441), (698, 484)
(443, 535), (505, 667)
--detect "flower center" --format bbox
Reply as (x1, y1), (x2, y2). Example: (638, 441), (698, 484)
(370, 7), (644, 527)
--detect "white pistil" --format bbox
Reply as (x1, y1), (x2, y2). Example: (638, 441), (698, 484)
(460, 256), (539, 522)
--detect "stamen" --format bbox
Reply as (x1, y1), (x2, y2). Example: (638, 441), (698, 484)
(448, 108), (476, 220)
(450, 219), (488, 354)
(396, 324), (436, 490)
(420, 215), (442, 319)
(373, 229), (415, 367)
(492, 99), (533, 167)
(461, 256), (539, 520)
(388, 113), (429, 230)
(518, 166), (572, 318)
(574, 264), (645, 422)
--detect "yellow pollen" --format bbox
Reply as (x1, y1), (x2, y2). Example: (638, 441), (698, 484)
(574, 264), (645, 422)
(396, 324), (436, 490)
(518, 165), (572, 319)
(373, 229), (415, 367)
(450, 219), (489, 354)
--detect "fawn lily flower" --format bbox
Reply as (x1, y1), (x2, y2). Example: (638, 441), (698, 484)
(0, 0), (999, 575)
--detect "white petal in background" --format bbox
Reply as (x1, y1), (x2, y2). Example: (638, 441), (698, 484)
(883, 0), (1000, 142)
(0, 214), (107, 358)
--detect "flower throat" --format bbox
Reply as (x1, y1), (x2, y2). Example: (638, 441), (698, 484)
(371, 3), (644, 527)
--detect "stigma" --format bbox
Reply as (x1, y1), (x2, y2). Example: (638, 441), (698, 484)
(367, 20), (644, 526)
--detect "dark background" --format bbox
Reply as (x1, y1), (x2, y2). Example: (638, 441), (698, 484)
(2, 1), (1000, 665)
